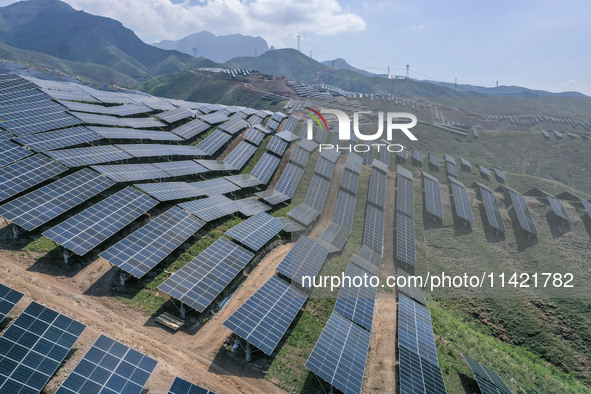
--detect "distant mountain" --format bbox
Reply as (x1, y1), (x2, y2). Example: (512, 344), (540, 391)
(427, 81), (587, 98)
(320, 58), (381, 78)
(154, 31), (269, 63)
(0, 0), (201, 84)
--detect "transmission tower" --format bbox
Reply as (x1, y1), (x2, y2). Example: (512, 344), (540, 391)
(406, 64), (409, 79)
(296, 35), (301, 52)
(192, 48), (197, 57)
(309, 51), (313, 58)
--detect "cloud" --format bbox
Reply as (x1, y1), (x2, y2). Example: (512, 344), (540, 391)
(59, 0), (366, 45)
(410, 24), (425, 31)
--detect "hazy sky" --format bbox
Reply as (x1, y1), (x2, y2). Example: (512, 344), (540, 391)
(1, 0), (589, 94)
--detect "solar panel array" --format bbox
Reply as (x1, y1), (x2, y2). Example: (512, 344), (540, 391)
(100, 207), (205, 278)
(0, 168), (115, 231)
(0, 154), (68, 203)
(289, 147), (311, 168)
(243, 127), (265, 146)
(195, 130), (232, 156)
(538, 189), (571, 222)
(333, 190), (357, 230)
(158, 237), (254, 312)
(396, 213), (416, 267)
(225, 212), (285, 251)
(340, 169), (360, 194)
(56, 335), (158, 394)
(428, 152), (440, 168)
(158, 107), (196, 124)
(398, 294), (447, 394)
(478, 164), (491, 178)
(172, 119), (210, 140)
(267, 136), (289, 157)
(193, 177), (240, 196)
(178, 195), (241, 222)
(449, 177), (475, 224)
(47, 145), (132, 167)
(460, 158), (472, 169)
(446, 162), (458, 178)
(413, 149), (423, 165)
(396, 174), (415, 218)
(367, 166), (387, 209)
(305, 312), (371, 394)
(334, 263), (376, 331)
(273, 163), (305, 198)
(276, 236), (329, 287)
(71, 111), (165, 129)
(423, 172), (444, 220)
(250, 153), (281, 184)
(44, 187), (158, 255)
(223, 276), (307, 355)
(0, 140), (33, 167)
(89, 126), (182, 142)
(304, 175), (330, 211)
(14, 126), (101, 152)
(443, 154), (456, 165)
(168, 377), (213, 394)
(219, 117), (249, 135)
(0, 283), (23, 323)
(507, 188), (538, 236)
(58, 100), (153, 117)
(492, 167), (507, 182)
(462, 354), (512, 394)
(223, 141), (257, 170)
(475, 182), (506, 233)
(136, 182), (205, 202)
(0, 301), (86, 393)
(363, 204), (385, 253)
(235, 197), (271, 217)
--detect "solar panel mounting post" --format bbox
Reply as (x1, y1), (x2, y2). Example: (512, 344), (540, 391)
(246, 343), (251, 362)
(180, 303), (186, 320)
(12, 224), (18, 240)
(63, 248), (69, 265)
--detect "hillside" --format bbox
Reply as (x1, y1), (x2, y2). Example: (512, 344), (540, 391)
(154, 31), (270, 63)
(0, 0), (201, 83)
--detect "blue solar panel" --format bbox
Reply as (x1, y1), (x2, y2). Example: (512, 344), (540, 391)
(223, 141), (257, 170)
(267, 136), (289, 157)
(363, 204), (385, 253)
(47, 145), (132, 167)
(136, 182), (205, 202)
(56, 335), (158, 394)
(251, 153), (281, 184)
(168, 377), (213, 394)
(0, 283), (23, 323)
(158, 238), (254, 312)
(171, 119), (210, 140)
(0, 140), (33, 167)
(0, 301), (86, 393)
(0, 168), (115, 231)
(178, 195), (241, 222)
(306, 312), (371, 394)
(276, 236), (329, 287)
(334, 263), (377, 331)
(423, 172), (444, 220)
(463, 354), (512, 394)
(475, 182), (506, 233)
(396, 175), (414, 218)
(43, 187), (158, 255)
(507, 189), (538, 236)
(100, 207), (205, 278)
(449, 177), (475, 223)
(223, 276), (307, 355)
(225, 212), (285, 251)
(396, 213), (416, 267)
(195, 130), (232, 156)
(13, 127), (101, 152)
(0, 154), (67, 203)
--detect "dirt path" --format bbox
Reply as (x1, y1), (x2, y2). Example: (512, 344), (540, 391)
(363, 165), (397, 393)
(0, 240), (289, 394)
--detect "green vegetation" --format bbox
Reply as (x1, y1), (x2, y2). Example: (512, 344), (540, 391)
(22, 236), (57, 253)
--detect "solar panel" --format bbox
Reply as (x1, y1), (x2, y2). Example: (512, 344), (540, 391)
(168, 377), (213, 394)
(58, 100), (153, 117)
(251, 153), (281, 184)
(157, 107), (196, 124)
(235, 197), (271, 217)
(379, 143), (391, 165)
(171, 119), (210, 140)
(333, 190), (357, 229)
(70, 111), (165, 128)
(136, 182), (205, 202)
(446, 162), (458, 178)
(460, 158), (472, 169)
(305, 312), (371, 394)
(367, 167), (387, 209)
(0, 283), (23, 323)
(334, 263), (377, 331)
(304, 175), (330, 211)
(289, 147), (311, 168)
(154, 160), (209, 177)
(193, 178), (240, 196)
(13, 126), (101, 152)
(428, 153), (440, 168)
(0, 168), (115, 231)
(225, 212), (285, 251)
(0, 301), (86, 393)
(224, 174), (264, 189)
(475, 182), (506, 233)
(396, 269), (427, 306)
(158, 237), (254, 312)
(47, 145), (132, 167)
(398, 346), (447, 394)
(492, 167), (507, 182)
(0, 140), (33, 167)
(397, 165), (414, 180)
(198, 111), (230, 125)
(243, 128), (265, 146)
(92, 163), (169, 182)
(398, 294), (440, 365)
(267, 136), (289, 157)
(178, 195), (242, 222)
(478, 164), (491, 178)
(195, 160), (235, 172)
(116, 144), (203, 159)
(274, 163), (305, 198)
(462, 354), (512, 394)
(219, 118), (249, 135)
(56, 335), (158, 394)
(315, 157), (335, 179)
(449, 177), (475, 223)
(396, 213), (416, 266)
(288, 203), (320, 227)
(223, 276), (307, 355)
(413, 149), (423, 165)
(350, 245), (382, 276)
(100, 207), (205, 278)
(344, 153), (363, 174)
(396, 175), (414, 218)
(44, 187), (158, 255)
(423, 172), (444, 220)
(224, 141), (257, 170)
(195, 130), (232, 156)
(443, 154), (456, 165)
(363, 204), (385, 253)
(397, 146), (407, 161)
(0, 154), (67, 203)
(508, 189), (538, 236)
(319, 223), (351, 251)
(276, 236), (329, 286)
(89, 126), (182, 142)
(537, 189), (571, 222)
